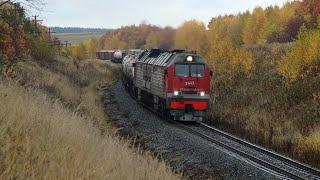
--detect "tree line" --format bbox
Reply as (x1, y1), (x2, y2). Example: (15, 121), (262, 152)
(50, 27), (111, 34)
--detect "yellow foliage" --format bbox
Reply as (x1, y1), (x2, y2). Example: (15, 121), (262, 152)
(174, 20), (206, 53)
(71, 44), (88, 61)
(208, 15), (237, 41)
(296, 135), (320, 165)
(242, 7), (266, 45)
(144, 33), (158, 49)
(103, 36), (126, 50)
(207, 38), (253, 79)
(84, 37), (100, 59)
(278, 29), (320, 82)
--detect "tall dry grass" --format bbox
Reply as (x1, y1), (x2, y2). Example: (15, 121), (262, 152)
(0, 82), (178, 179)
(0, 57), (179, 179)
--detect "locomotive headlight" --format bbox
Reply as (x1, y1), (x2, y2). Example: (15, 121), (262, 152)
(200, 91), (205, 97)
(174, 91), (179, 96)
(186, 56), (193, 62)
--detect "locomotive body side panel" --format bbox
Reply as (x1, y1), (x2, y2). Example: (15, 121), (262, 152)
(135, 63), (144, 89)
(150, 66), (166, 98)
(135, 63), (167, 98)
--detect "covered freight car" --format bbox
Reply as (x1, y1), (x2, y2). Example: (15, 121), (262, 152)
(96, 50), (115, 60)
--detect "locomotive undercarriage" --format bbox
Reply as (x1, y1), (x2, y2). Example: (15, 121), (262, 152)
(170, 110), (203, 121)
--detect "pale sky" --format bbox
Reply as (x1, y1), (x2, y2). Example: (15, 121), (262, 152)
(39, 0), (291, 28)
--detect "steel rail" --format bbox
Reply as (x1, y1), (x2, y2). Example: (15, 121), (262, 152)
(178, 123), (306, 180)
(197, 122), (320, 178)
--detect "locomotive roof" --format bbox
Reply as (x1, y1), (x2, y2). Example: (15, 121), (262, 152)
(136, 49), (207, 67)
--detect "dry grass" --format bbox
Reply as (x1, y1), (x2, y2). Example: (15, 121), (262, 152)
(53, 32), (104, 44)
(0, 57), (179, 179)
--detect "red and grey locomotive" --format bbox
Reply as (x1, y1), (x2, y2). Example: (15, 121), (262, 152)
(122, 49), (212, 121)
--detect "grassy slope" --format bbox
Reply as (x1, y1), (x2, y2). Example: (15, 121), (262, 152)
(0, 57), (179, 179)
(207, 43), (320, 168)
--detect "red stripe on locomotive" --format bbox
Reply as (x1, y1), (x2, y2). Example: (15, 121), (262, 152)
(170, 101), (208, 111)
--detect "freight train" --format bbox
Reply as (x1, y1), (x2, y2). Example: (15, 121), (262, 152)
(122, 49), (212, 121)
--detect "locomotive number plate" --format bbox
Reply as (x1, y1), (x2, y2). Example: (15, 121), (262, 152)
(185, 81), (195, 87)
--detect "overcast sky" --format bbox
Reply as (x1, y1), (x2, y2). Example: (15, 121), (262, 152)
(40, 0), (290, 28)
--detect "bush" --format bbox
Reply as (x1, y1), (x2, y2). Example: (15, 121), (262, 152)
(31, 36), (54, 61)
(61, 47), (71, 57)
(278, 28), (320, 83)
(71, 43), (88, 61)
(296, 135), (320, 167)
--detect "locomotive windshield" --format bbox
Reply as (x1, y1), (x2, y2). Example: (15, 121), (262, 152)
(190, 64), (205, 77)
(175, 64), (189, 77)
(175, 64), (205, 77)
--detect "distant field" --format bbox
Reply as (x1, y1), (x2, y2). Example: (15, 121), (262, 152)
(53, 32), (105, 45)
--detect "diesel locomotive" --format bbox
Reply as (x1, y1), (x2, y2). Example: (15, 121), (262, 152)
(122, 49), (212, 121)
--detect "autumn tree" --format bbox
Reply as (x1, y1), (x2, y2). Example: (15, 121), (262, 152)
(144, 33), (158, 49)
(228, 11), (251, 47)
(156, 26), (175, 50)
(207, 38), (253, 79)
(0, 2), (28, 61)
(208, 15), (237, 40)
(174, 20), (206, 53)
(100, 23), (175, 50)
(0, 19), (15, 59)
(84, 37), (99, 59)
(242, 7), (266, 45)
(71, 43), (88, 63)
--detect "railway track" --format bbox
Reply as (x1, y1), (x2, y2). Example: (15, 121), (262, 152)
(177, 122), (320, 180)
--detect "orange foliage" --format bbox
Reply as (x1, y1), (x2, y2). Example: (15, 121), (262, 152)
(0, 19), (15, 59)
(102, 23), (175, 50)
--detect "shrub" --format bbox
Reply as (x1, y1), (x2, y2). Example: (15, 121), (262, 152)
(30, 36), (54, 61)
(295, 135), (320, 167)
(278, 28), (320, 83)
(61, 47), (71, 57)
(71, 43), (88, 61)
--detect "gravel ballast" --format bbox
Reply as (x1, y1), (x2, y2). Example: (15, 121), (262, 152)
(103, 82), (282, 179)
